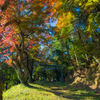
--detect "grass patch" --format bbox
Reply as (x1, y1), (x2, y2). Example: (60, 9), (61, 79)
(3, 81), (100, 100)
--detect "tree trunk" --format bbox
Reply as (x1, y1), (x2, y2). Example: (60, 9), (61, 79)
(29, 59), (34, 82)
(74, 51), (79, 66)
(5, 83), (8, 90)
(15, 39), (28, 85)
(0, 78), (3, 100)
(29, 72), (33, 83)
(66, 43), (72, 66)
(22, 69), (28, 85)
(77, 30), (89, 61)
(14, 59), (28, 85)
(27, 56), (34, 83)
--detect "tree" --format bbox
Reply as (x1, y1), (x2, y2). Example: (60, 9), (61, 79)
(0, 0), (57, 85)
(0, 62), (20, 90)
(52, 0), (100, 68)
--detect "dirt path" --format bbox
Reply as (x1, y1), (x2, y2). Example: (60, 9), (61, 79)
(41, 82), (100, 100)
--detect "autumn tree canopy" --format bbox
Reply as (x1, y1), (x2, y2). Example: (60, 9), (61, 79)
(0, 0), (58, 85)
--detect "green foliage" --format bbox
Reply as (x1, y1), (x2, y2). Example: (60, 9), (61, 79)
(67, 66), (75, 71)
(51, 0), (100, 72)
(0, 62), (20, 90)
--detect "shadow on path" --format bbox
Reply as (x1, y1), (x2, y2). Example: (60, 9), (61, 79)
(24, 82), (100, 100)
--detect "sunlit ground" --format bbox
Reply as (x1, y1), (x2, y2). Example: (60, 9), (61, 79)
(3, 81), (100, 100)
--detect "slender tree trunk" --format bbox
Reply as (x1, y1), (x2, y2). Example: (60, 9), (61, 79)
(5, 83), (8, 90)
(74, 51), (79, 66)
(66, 43), (72, 66)
(85, 53), (88, 61)
(29, 59), (34, 82)
(0, 78), (3, 100)
(77, 30), (89, 61)
(29, 72), (33, 83)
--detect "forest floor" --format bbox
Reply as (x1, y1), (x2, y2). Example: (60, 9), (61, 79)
(3, 81), (100, 100)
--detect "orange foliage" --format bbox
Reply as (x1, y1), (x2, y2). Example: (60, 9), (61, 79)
(0, 0), (57, 65)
